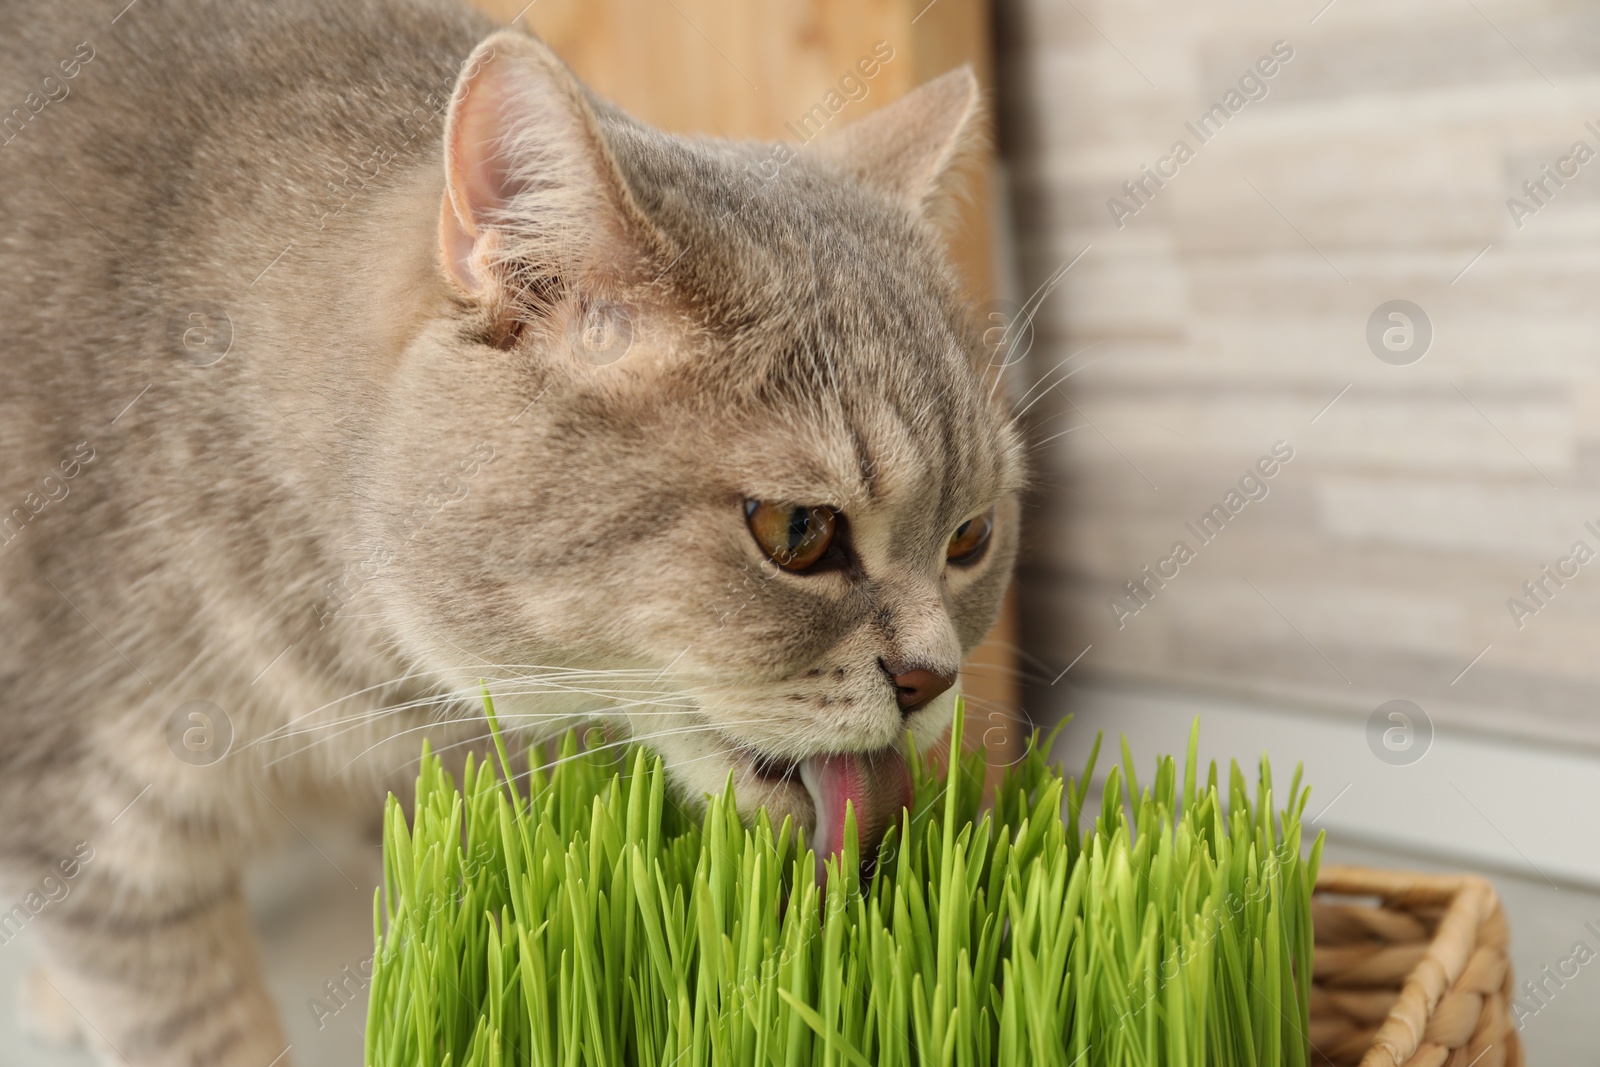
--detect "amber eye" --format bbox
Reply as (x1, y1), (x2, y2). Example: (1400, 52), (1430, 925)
(946, 508), (994, 565)
(745, 500), (837, 571)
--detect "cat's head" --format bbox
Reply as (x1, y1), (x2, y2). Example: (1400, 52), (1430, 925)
(369, 29), (1024, 854)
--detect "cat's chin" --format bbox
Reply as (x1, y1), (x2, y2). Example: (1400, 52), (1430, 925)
(659, 729), (818, 831)
(649, 722), (915, 863)
(724, 767), (816, 832)
(643, 691), (957, 840)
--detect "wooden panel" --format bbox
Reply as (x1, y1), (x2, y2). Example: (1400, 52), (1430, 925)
(510, 0), (911, 138)
(469, 0), (1020, 758)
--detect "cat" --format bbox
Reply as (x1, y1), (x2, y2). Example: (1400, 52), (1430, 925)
(0, 0), (1024, 1063)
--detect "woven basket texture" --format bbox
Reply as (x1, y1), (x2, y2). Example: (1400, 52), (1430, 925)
(1311, 866), (1522, 1067)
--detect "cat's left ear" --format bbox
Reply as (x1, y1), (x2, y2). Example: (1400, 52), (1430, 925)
(439, 30), (660, 301)
(812, 67), (983, 221)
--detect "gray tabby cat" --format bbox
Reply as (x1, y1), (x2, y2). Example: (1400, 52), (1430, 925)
(0, 0), (1023, 1062)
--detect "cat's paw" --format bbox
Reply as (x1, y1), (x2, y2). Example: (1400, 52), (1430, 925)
(17, 965), (84, 1048)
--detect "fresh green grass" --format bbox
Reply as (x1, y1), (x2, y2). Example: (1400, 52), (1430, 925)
(366, 698), (1323, 1067)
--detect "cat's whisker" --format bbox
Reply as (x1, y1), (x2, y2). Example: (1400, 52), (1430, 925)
(260, 674), (702, 764)
(322, 691), (728, 776)
(265, 689), (627, 764)
(257, 665), (493, 741)
(325, 714), (500, 776)
(959, 659), (1058, 687)
(1006, 344), (1087, 415)
(1025, 422), (1094, 453)
(487, 685), (700, 708)
(987, 254), (1090, 405)
(264, 696), (503, 749)
(263, 706), (474, 768)
(1024, 404), (1094, 431)
(504, 721), (785, 788)
(950, 692), (1012, 714)
(986, 640), (1063, 681)
(394, 715), (775, 786)
(254, 685), (478, 750)
(1008, 342), (1107, 423)
(491, 665), (664, 676)
(257, 662), (671, 743)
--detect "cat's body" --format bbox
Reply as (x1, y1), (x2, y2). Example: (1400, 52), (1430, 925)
(0, 1), (1022, 1063)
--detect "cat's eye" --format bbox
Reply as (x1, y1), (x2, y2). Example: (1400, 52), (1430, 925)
(946, 509), (994, 566)
(745, 500), (837, 571)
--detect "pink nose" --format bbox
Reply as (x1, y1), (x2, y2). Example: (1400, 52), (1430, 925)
(887, 666), (956, 713)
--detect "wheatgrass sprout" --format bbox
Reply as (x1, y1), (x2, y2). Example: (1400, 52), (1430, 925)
(365, 698), (1323, 1066)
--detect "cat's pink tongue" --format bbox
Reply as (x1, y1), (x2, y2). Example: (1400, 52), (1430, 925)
(799, 750), (912, 884)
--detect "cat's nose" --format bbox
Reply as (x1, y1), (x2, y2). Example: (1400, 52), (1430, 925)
(882, 661), (956, 714)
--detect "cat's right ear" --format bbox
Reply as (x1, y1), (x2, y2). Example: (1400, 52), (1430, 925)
(811, 67), (983, 224)
(439, 31), (658, 302)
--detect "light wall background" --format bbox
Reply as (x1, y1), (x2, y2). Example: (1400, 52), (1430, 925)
(1000, 0), (1600, 747)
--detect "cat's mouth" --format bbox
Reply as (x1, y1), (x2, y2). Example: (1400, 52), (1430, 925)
(715, 733), (912, 882)
(743, 747), (802, 785)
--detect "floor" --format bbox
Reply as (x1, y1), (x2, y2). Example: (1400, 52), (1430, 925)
(0, 825), (1582, 1065)
(0, 835), (379, 1067)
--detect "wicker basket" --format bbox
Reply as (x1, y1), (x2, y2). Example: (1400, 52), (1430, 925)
(1310, 865), (1522, 1067)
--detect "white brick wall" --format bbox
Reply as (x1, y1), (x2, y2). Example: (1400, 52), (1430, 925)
(998, 0), (1600, 748)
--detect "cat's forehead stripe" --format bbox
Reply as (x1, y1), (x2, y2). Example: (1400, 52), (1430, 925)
(616, 117), (1019, 528)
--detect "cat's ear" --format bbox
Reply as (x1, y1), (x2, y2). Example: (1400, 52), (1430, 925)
(439, 30), (657, 300)
(812, 67), (983, 220)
